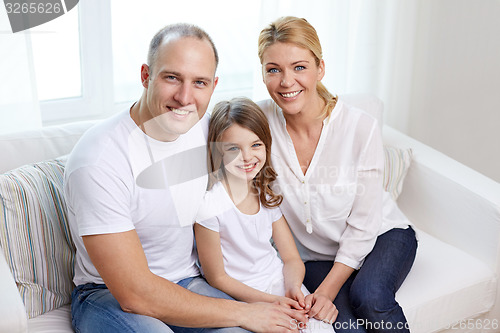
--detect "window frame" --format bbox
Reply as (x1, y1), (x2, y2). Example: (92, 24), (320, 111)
(40, 0), (116, 125)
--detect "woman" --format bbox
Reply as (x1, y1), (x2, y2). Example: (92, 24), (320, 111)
(256, 16), (417, 333)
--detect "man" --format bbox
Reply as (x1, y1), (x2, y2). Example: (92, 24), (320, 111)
(64, 23), (306, 332)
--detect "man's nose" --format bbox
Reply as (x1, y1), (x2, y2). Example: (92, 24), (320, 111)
(174, 83), (193, 105)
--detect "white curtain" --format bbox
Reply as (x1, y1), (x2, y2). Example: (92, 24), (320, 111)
(0, 0), (420, 134)
(0, 8), (42, 134)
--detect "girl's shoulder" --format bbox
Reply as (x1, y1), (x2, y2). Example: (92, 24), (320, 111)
(196, 182), (233, 222)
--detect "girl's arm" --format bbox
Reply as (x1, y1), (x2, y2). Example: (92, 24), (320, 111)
(194, 223), (301, 309)
(271, 216), (307, 307)
(272, 217), (340, 323)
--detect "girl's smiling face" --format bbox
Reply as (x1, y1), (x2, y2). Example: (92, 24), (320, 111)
(261, 42), (325, 117)
(220, 123), (266, 183)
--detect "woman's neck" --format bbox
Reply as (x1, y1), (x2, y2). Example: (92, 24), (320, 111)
(283, 95), (326, 135)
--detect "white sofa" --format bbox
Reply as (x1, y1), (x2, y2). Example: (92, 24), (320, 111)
(1, 95), (499, 333)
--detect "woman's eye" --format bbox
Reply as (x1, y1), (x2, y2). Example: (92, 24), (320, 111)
(267, 68), (279, 74)
(295, 65), (305, 71)
(252, 143), (263, 148)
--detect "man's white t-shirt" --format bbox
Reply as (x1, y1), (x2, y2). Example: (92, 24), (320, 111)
(64, 108), (209, 286)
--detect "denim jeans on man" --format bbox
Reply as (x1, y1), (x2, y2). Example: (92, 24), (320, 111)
(303, 227), (417, 333)
(71, 276), (250, 333)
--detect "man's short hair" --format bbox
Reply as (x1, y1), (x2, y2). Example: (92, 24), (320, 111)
(147, 23), (219, 74)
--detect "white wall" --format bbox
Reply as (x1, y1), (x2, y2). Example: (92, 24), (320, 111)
(403, 0), (500, 182)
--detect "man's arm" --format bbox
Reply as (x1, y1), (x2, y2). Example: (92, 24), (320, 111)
(83, 229), (306, 331)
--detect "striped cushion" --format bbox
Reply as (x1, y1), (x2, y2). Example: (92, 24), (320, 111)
(383, 145), (413, 200)
(0, 156), (74, 318)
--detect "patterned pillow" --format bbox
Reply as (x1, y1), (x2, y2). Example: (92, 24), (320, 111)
(383, 146), (413, 200)
(0, 156), (75, 318)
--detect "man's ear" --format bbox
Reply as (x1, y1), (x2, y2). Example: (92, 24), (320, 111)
(213, 76), (219, 90)
(141, 64), (150, 88)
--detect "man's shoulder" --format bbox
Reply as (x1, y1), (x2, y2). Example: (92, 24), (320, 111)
(65, 109), (133, 174)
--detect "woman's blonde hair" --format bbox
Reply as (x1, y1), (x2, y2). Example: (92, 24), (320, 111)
(258, 16), (337, 117)
(207, 97), (282, 208)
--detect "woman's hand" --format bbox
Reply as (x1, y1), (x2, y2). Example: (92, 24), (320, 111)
(304, 292), (338, 324)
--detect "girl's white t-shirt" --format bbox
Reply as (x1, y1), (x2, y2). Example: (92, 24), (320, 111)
(196, 182), (284, 292)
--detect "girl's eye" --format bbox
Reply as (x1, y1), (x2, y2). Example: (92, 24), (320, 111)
(226, 146), (239, 152)
(252, 143), (264, 148)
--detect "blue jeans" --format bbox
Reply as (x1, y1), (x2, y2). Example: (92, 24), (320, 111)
(303, 227), (417, 333)
(71, 276), (249, 333)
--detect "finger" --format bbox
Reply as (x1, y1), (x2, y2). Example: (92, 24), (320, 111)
(284, 307), (309, 324)
(307, 300), (323, 318)
(304, 293), (313, 311)
(296, 291), (306, 308)
(286, 298), (303, 310)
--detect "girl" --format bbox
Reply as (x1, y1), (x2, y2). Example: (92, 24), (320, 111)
(194, 97), (336, 332)
(256, 16), (417, 333)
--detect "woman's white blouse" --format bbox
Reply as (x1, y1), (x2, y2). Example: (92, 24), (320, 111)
(258, 99), (410, 269)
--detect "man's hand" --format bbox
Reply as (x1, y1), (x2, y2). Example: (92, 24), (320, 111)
(240, 302), (308, 332)
(304, 292), (338, 324)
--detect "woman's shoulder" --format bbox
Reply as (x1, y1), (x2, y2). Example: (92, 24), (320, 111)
(333, 99), (381, 137)
(256, 99), (280, 117)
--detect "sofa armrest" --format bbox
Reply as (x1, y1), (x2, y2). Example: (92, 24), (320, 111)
(383, 125), (500, 270)
(0, 250), (28, 333)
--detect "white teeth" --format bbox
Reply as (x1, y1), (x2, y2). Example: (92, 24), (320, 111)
(281, 91), (300, 98)
(239, 163), (255, 170)
(171, 108), (190, 115)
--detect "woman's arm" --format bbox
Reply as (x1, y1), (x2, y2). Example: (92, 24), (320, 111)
(194, 223), (301, 309)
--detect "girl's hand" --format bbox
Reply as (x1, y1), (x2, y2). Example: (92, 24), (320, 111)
(285, 285), (306, 309)
(304, 292), (338, 324)
(275, 295), (305, 311)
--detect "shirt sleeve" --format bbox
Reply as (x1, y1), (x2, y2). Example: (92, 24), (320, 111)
(195, 217), (220, 233)
(270, 205), (284, 223)
(334, 119), (384, 269)
(65, 166), (135, 236)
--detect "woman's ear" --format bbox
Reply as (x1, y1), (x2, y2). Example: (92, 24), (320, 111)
(318, 59), (326, 81)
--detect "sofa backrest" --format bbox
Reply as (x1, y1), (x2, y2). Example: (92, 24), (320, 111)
(0, 120), (97, 173)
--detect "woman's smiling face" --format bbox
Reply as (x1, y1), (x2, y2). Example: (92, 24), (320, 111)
(261, 42), (324, 117)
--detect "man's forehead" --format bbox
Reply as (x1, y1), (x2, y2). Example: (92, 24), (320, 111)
(154, 36), (217, 74)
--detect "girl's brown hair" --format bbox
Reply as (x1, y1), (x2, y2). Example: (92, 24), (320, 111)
(258, 16), (337, 118)
(207, 97), (282, 208)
